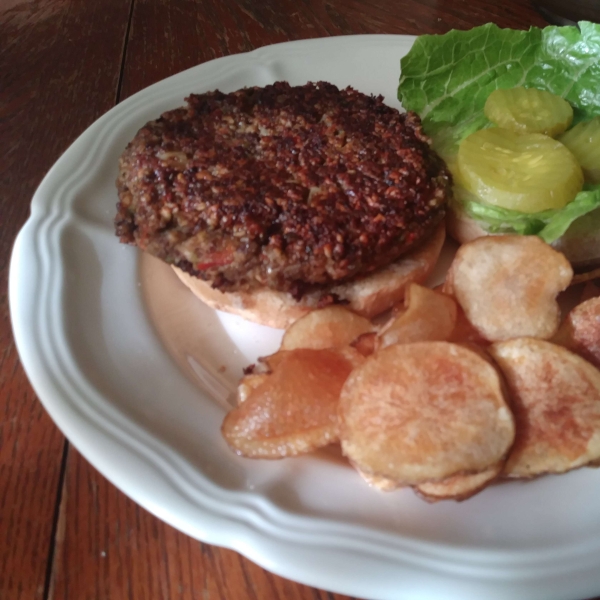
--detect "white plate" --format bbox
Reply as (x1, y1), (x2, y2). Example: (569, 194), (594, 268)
(9, 35), (600, 600)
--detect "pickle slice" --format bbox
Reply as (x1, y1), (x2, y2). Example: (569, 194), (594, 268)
(458, 128), (583, 213)
(559, 117), (600, 184)
(484, 87), (573, 137)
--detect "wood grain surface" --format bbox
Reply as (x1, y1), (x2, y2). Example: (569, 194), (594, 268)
(1, 1), (130, 599)
(1, 1), (596, 600)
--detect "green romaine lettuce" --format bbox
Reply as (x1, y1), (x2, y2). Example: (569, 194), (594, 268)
(398, 22), (600, 242)
(456, 185), (600, 242)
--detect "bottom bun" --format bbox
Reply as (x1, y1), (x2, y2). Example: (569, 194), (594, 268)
(173, 223), (446, 329)
(447, 203), (600, 271)
(445, 203), (488, 246)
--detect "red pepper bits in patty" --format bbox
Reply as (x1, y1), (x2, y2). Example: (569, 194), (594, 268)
(115, 81), (451, 298)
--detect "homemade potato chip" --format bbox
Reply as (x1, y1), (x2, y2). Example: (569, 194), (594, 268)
(222, 347), (363, 458)
(236, 373), (270, 404)
(358, 458), (502, 501)
(338, 342), (515, 486)
(377, 283), (457, 349)
(447, 235), (572, 341)
(448, 305), (489, 346)
(220, 229), (600, 501)
(351, 332), (378, 357)
(414, 463), (502, 502)
(280, 306), (373, 351)
(556, 297), (600, 369)
(355, 468), (402, 492)
(490, 338), (600, 478)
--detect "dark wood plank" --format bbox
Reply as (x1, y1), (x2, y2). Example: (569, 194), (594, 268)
(0, 1), (131, 599)
(120, 0), (546, 100)
(49, 449), (358, 600)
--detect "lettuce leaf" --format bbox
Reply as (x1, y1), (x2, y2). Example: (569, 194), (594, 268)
(456, 185), (600, 243)
(397, 22), (600, 240)
(399, 22), (600, 145)
(538, 186), (600, 243)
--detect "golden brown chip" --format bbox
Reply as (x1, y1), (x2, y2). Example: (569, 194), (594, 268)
(236, 373), (270, 404)
(377, 283), (457, 349)
(447, 235), (572, 342)
(280, 306), (373, 351)
(355, 467), (402, 491)
(437, 279), (454, 296)
(338, 342), (515, 486)
(257, 351), (288, 372)
(350, 332), (378, 357)
(489, 338), (600, 478)
(414, 463), (502, 502)
(222, 347), (363, 458)
(448, 305), (489, 346)
(555, 297), (600, 370)
(357, 454), (502, 499)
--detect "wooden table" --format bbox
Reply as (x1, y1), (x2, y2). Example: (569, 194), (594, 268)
(2, 2), (594, 599)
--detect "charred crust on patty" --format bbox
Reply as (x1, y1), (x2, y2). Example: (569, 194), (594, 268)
(115, 81), (451, 296)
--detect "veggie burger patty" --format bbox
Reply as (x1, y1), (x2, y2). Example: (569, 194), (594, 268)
(115, 81), (451, 298)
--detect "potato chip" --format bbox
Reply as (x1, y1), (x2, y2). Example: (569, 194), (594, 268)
(377, 283), (457, 349)
(355, 467), (402, 491)
(556, 297), (600, 369)
(222, 347), (363, 458)
(414, 463), (502, 502)
(489, 338), (600, 478)
(350, 332), (378, 357)
(448, 305), (489, 346)
(339, 342), (515, 486)
(280, 306), (373, 351)
(358, 460), (501, 500)
(358, 436), (503, 500)
(236, 373), (270, 404)
(447, 235), (572, 342)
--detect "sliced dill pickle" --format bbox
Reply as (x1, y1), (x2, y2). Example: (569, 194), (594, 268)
(558, 117), (600, 184)
(484, 87), (573, 137)
(458, 128), (583, 213)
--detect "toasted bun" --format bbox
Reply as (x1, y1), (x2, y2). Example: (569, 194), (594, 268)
(173, 223), (445, 329)
(445, 202), (488, 246)
(447, 202), (600, 271)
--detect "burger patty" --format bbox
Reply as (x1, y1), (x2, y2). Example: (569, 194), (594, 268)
(116, 81), (451, 298)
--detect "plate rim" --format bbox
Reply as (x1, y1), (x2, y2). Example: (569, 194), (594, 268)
(9, 33), (600, 600)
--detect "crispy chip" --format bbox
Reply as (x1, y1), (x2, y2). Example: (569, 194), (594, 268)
(377, 283), (457, 349)
(447, 235), (572, 342)
(236, 373), (270, 404)
(414, 463), (502, 502)
(358, 460), (501, 500)
(339, 342), (515, 486)
(355, 467), (402, 491)
(280, 306), (373, 351)
(222, 347), (363, 458)
(350, 332), (378, 357)
(448, 305), (489, 345)
(490, 338), (600, 478)
(556, 297), (600, 370)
